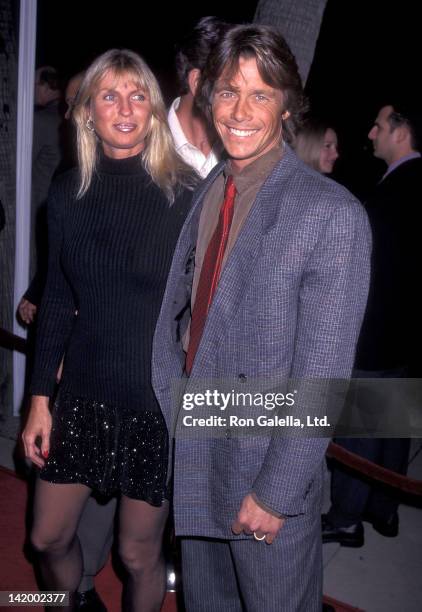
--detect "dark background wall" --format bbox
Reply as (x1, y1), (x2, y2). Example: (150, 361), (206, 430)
(35, 2), (257, 100)
(305, 0), (420, 196)
(35, 0), (420, 197)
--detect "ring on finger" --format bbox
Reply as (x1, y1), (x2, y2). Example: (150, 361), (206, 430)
(253, 531), (266, 541)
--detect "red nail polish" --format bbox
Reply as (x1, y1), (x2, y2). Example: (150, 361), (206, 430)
(43, 450), (49, 458)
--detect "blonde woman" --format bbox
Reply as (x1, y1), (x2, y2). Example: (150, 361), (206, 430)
(294, 117), (339, 174)
(22, 49), (196, 611)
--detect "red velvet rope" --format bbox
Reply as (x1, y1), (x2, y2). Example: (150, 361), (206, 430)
(327, 442), (422, 495)
(0, 327), (27, 354)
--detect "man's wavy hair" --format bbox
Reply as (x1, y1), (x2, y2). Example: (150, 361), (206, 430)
(196, 24), (307, 144)
(175, 16), (229, 95)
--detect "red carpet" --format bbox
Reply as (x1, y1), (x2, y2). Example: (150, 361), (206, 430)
(0, 466), (360, 611)
(0, 467), (175, 611)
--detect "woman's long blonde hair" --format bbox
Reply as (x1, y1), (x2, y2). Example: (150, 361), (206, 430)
(72, 48), (197, 201)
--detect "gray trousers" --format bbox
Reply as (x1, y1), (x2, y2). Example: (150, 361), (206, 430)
(77, 496), (117, 592)
(180, 511), (322, 612)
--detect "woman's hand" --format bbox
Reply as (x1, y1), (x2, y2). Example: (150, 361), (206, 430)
(18, 298), (37, 325)
(22, 396), (52, 468)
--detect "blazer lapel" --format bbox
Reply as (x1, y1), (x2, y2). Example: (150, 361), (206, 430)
(190, 147), (299, 375)
(163, 163), (226, 302)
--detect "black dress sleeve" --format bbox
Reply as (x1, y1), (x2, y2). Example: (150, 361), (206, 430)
(29, 184), (76, 397)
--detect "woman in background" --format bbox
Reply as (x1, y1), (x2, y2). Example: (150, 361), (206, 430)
(22, 48), (196, 611)
(294, 117), (339, 174)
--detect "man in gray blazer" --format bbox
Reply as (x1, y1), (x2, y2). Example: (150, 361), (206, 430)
(152, 24), (371, 611)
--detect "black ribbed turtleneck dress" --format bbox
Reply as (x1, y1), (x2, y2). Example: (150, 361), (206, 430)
(29, 153), (192, 504)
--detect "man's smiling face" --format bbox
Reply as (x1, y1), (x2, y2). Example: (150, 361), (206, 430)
(212, 56), (285, 171)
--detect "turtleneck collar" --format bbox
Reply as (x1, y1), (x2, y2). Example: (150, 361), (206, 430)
(98, 150), (145, 176)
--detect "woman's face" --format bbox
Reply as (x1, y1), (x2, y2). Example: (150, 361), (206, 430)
(319, 128), (339, 174)
(90, 70), (152, 159)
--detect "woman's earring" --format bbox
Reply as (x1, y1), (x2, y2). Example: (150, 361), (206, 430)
(282, 111), (291, 121)
(86, 117), (95, 131)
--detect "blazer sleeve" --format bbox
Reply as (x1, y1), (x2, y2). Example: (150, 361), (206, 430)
(252, 198), (372, 516)
(29, 184), (76, 397)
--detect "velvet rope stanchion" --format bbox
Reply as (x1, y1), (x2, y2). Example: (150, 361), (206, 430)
(327, 441), (422, 495)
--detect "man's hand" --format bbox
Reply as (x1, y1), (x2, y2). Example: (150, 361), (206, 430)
(231, 493), (285, 544)
(22, 396), (52, 468)
(18, 298), (37, 325)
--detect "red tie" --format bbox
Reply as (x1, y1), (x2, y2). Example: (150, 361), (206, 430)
(186, 175), (237, 375)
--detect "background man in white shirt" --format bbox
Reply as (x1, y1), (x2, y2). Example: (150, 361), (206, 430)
(168, 16), (228, 177)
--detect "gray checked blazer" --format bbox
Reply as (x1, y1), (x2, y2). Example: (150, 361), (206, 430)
(152, 145), (371, 539)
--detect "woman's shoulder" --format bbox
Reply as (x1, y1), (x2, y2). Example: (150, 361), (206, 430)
(172, 183), (195, 217)
(49, 167), (79, 201)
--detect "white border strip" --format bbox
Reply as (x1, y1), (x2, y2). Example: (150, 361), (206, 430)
(13, 0), (37, 416)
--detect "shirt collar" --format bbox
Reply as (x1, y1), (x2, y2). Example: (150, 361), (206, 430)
(168, 97), (189, 151)
(382, 152), (421, 181)
(168, 97), (223, 157)
(224, 145), (284, 195)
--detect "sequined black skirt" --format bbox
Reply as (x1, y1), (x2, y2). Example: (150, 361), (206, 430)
(40, 390), (169, 506)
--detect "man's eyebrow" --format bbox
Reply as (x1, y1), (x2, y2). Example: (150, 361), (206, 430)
(214, 83), (277, 97)
(253, 88), (277, 97)
(214, 80), (238, 91)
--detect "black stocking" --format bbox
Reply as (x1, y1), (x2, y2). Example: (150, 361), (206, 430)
(31, 478), (92, 609)
(118, 496), (169, 612)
